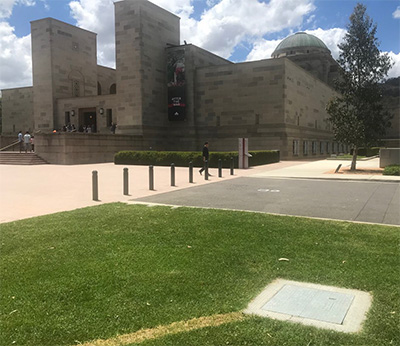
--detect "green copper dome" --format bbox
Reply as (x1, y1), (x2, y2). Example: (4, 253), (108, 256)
(272, 32), (330, 57)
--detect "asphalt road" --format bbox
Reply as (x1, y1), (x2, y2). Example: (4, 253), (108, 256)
(133, 177), (400, 226)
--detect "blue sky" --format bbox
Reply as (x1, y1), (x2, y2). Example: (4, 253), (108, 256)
(1, 0), (399, 90)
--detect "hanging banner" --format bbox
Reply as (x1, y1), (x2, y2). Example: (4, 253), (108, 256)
(167, 49), (186, 121)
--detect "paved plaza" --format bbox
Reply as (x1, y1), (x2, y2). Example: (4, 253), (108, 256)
(0, 158), (399, 225)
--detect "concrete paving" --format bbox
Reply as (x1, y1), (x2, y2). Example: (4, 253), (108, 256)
(0, 158), (398, 224)
(0, 162), (271, 223)
(134, 177), (400, 225)
(252, 158), (399, 182)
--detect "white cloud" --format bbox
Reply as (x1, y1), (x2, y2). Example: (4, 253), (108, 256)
(69, 0), (116, 67)
(0, 21), (32, 89)
(246, 38), (281, 61)
(181, 0), (316, 58)
(0, 0), (16, 19)
(392, 6), (400, 19)
(245, 28), (346, 62)
(67, 0), (195, 68)
(305, 28), (346, 58)
(0, 0), (398, 92)
(206, 0), (220, 7)
(18, 0), (36, 6)
(150, 0), (194, 18)
(387, 51), (400, 78)
(0, 0), (36, 19)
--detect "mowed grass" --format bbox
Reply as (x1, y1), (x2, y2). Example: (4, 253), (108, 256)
(0, 203), (399, 346)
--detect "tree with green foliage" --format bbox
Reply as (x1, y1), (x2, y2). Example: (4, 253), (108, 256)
(326, 3), (392, 170)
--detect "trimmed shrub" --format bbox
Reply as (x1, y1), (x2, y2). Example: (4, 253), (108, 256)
(383, 165), (400, 176)
(114, 150), (279, 167)
(350, 147), (380, 157)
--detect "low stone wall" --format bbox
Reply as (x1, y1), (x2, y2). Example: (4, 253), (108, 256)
(0, 135), (18, 150)
(35, 133), (148, 164)
(379, 148), (400, 168)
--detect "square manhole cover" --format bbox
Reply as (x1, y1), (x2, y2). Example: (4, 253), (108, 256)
(261, 284), (354, 324)
(244, 279), (372, 333)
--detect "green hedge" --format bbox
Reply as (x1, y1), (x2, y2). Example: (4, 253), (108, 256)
(383, 165), (400, 176)
(350, 147), (380, 157)
(114, 150), (279, 168)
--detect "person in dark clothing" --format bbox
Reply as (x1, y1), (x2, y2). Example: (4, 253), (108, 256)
(199, 142), (211, 176)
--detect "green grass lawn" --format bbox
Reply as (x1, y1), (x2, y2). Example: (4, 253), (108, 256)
(1, 203), (399, 346)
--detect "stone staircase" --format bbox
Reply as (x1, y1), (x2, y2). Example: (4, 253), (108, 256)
(0, 151), (49, 165)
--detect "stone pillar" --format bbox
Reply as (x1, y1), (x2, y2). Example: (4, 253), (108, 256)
(114, 0), (180, 135)
(31, 18), (97, 132)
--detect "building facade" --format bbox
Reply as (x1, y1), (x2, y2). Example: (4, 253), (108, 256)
(3, 0), (381, 163)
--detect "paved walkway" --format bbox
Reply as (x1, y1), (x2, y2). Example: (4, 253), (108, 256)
(0, 158), (398, 223)
(252, 158), (399, 182)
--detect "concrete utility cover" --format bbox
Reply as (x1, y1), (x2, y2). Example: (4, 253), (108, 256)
(261, 284), (354, 324)
(244, 279), (372, 333)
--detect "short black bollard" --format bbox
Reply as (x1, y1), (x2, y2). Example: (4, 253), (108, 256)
(123, 167), (129, 195)
(230, 157), (234, 175)
(92, 170), (99, 201)
(171, 163), (175, 186)
(189, 161), (193, 183)
(149, 165), (154, 190)
(205, 160), (209, 180)
(218, 159), (222, 178)
(335, 164), (342, 173)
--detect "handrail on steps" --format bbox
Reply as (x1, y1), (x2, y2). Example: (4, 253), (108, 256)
(0, 141), (19, 152)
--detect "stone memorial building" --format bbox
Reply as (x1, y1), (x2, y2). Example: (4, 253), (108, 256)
(1, 0), (377, 164)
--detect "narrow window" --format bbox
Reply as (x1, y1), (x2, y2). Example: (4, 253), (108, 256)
(72, 80), (80, 97)
(293, 140), (299, 156)
(303, 141), (308, 155)
(106, 109), (113, 127)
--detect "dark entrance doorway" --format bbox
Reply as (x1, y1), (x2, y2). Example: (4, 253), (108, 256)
(79, 108), (97, 132)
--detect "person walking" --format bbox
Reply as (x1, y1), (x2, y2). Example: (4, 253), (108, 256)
(23, 131), (31, 153)
(199, 141), (211, 176)
(18, 131), (23, 153)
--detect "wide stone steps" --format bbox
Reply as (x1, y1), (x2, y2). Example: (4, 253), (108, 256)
(0, 152), (49, 165)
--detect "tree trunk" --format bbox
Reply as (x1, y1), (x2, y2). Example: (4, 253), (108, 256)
(351, 146), (358, 171)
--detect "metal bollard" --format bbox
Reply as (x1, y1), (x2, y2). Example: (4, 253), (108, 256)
(123, 167), (129, 195)
(189, 161), (193, 183)
(230, 157), (234, 175)
(149, 165), (154, 190)
(92, 170), (99, 201)
(171, 163), (175, 186)
(205, 160), (209, 180)
(218, 159), (222, 178)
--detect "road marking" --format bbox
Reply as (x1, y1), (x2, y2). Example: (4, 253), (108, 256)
(257, 189), (280, 192)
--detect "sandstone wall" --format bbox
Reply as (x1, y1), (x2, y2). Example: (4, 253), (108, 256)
(97, 65), (116, 95)
(31, 18), (97, 131)
(283, 58), (336, 159)
(1, 87), (34, 134)
(56, 94), (117, 133)
(35, 133), (148, 164)
(114, 0), (180, 134)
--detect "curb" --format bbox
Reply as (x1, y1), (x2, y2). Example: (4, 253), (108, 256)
(250, 175), (400, 183)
